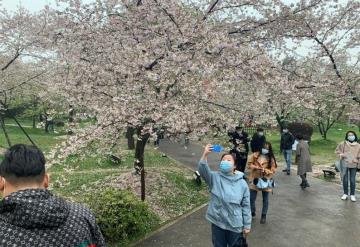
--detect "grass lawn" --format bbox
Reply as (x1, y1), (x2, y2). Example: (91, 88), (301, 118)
(0, 120), (208, 246)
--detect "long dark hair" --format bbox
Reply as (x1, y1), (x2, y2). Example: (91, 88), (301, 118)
(262, 141), (277, 168)
(345, 131), (358, 142)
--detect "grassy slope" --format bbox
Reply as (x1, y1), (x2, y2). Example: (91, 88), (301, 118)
(0, 121), (208, 246)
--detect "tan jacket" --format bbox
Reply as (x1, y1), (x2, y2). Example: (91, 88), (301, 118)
(247, 152), (277, 192)
(335, 141), (360, 168)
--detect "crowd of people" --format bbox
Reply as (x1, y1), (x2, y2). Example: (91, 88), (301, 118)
(199, 126), (360, 247)
(0, 127), (358, 247)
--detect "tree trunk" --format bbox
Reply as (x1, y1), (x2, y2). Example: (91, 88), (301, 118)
(0, 116), (11, 147)
(32, 115), (36, 128)
(134, 133), (150, 201)
(126, 126), (135, 150)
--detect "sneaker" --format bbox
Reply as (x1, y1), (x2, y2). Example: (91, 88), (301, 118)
(341, 194), (348, 200)
(350, 195), (356, 202)
(282, 169), (287, 172)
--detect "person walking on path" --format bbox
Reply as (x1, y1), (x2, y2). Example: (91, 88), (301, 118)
(229, 125), (250, 172)
(198, 144), (251, 247)
(280, 127), (295, 175)
(335, 131), (360, 202)
(247, 141), (277, 224)
(295, 134), (312, 189)
(250, 128), (266, 153)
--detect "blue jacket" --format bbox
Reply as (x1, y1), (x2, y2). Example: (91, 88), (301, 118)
(198, 159), (251, 233)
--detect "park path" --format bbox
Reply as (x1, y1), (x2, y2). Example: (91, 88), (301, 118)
(135, 140), (360, 247)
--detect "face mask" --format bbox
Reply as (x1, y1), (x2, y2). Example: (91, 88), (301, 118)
(348, 135), (356, 142)
(283, 129), (289, 133)
(219, 161), (233, 174)
(258, 132), (264, 136)
(261, 148), (269, 155)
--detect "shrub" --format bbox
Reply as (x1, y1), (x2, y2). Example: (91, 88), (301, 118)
(86, 188), (160, 245)
(288, 122), (314, 141)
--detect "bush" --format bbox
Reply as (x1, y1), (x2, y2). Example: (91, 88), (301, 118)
(86, 188), (160, 245)
(288, 122), (314, 141)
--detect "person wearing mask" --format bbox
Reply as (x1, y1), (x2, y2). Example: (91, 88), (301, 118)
(0, 144), (106, 246)
(229, 125), (250, 172)
(247, 141), (277, 224)
(250, 128), (266, 153)
(295, 134), (312, 189)
(198, 144), (251, 247)
(335, 131), (360, 202)
(280, 127), (295, 175)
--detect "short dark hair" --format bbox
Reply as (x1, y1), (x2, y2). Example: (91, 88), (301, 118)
(296, 134), (304, 140)
(0, 144), (46, 183)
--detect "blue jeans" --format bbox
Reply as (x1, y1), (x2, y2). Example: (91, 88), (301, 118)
(283, 149), (292, 171)
(211, 224), (244, 247)
(343, 168), (357, 196)
(250, 189), (269, 215)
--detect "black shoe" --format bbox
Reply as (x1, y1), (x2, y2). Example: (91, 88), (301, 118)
(260, 215), (266, 224)
(282, 169), (287, 172)
(286, 171), (290, 175)
(300, 181), (305, 187)
(251, 212), (256, 217)
(304, 182), (310, 188)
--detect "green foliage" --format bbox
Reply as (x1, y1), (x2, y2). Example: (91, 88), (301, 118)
(86, 189), (160, 245)
(288, 122), (314, 141)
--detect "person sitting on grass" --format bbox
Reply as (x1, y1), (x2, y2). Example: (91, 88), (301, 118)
(198, 144), (251, 247)
(0, 144), (105, 247)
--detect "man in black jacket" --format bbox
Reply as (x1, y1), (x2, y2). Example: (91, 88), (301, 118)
(0, 144), (105, 247)
(229, 125), (250, 172)
(250, 128), (266, 153)
(280, 127), (295, 175)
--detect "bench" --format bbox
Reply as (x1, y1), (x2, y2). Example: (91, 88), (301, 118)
(322, 169), (336, 178)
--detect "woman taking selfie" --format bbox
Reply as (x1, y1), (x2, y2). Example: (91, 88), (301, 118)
(198, 144), (251, 247)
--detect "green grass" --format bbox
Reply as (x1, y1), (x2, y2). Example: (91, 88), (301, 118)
(0, 120), (65, 153)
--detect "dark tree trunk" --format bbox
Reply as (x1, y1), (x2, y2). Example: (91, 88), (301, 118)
(134, 133), (150, 201)
(126, 126), (135, 150)
(32, 115), (36, 129)
(0, 116), (11, 147)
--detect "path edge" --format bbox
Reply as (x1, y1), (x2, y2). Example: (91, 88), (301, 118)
(130, 202), (208, 247)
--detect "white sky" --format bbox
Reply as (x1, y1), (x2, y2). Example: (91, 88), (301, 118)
(1, 0), (355, 60)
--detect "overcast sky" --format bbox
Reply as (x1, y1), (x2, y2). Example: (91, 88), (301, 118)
(1, 0), (354, 60)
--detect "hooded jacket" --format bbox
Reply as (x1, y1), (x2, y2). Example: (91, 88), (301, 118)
(198, 160), (251, 233)
(0, 189), (105, 247)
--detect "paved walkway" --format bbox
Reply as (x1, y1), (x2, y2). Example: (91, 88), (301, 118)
(136, 140), (360, 247)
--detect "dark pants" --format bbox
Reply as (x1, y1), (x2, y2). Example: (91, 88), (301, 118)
(237, 157), (248, 173)
(343, 168), (357, 196)
(211, 224), (245, 247)
(231, 150), (248, 172)
(250, 189), (269, 216)
(300, 173), (307, 184)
